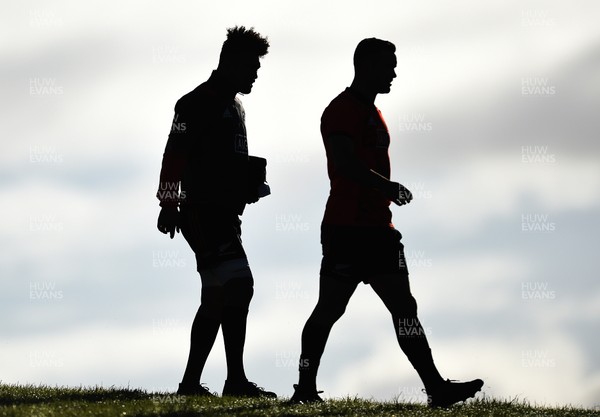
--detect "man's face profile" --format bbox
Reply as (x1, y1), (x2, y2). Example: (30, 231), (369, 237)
(233, 55), (261, 94)
(373, 52), (397, 94)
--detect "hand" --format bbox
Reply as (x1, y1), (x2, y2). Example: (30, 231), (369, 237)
(157, 206), (180, 238)
(391, 182), (413, 206)
(245, 187), (260, 204)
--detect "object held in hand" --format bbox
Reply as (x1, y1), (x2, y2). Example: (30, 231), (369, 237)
(248, 156), (270, 199)
(257, 183), (271, 198)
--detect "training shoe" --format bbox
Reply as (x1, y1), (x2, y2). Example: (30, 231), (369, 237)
(222, 379), (277, 398)
(427, 378), (484, 408)
(288, 384), (324, 404)
(176, 382), (215, 397)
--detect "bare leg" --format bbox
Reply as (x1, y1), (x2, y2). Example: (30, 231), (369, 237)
(181, 285), (223, 385)
(221, 276), (254, 382)
(297, 274), (359, 391)
(370, 273), (444, 391)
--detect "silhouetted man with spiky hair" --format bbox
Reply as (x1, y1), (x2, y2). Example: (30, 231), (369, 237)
(290, 38), (483, 407)
(156, 26), (275, 398)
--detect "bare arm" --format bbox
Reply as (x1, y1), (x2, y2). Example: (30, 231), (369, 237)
(157, 106), (190, 238)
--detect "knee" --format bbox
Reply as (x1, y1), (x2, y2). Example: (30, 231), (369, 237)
(199, 258), (254, 312)
(312, 301), (347, 325)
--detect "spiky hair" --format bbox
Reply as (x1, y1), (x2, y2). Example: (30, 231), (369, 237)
(220, 26), (269, 60)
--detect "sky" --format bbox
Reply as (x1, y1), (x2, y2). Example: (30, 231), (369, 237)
(1, 0), (600, 409)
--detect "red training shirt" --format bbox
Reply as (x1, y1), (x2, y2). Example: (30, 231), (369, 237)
(321, 88), (393, 228)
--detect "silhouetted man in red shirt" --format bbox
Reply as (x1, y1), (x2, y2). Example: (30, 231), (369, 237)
(290, 38), (483, 408)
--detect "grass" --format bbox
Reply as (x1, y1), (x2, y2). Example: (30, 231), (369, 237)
(0, 383), (598, 417)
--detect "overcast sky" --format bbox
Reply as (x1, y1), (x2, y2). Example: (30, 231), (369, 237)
(1, 0), (600, 409)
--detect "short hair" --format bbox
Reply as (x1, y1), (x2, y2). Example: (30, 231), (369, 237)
(353, 38), (396, 67)
(220, 26), (269, 61)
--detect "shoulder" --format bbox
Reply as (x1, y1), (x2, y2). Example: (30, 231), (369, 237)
(323, 90), (364, 120)
(321, 90), (366, 134)
(174, 83), (215, 113)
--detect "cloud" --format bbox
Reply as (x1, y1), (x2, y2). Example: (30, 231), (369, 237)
(2, 0), (599, 409)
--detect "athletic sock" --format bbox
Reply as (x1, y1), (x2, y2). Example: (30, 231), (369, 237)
(297, 316), (332, 391)
(221, 277), (254, 383)
(395, 317), (444, 390)
(221, 306), (249, 382)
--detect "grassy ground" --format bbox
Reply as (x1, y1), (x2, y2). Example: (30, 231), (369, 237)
(0, 384), (598, 417)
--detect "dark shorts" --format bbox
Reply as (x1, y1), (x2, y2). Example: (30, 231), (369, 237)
(180, 205), (247, 271)
(320, 224), (408, 284)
